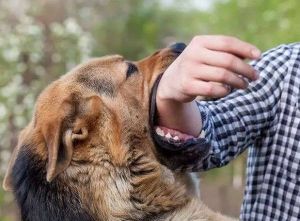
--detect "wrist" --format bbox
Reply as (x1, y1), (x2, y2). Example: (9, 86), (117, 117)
(156, 98), (202, 137)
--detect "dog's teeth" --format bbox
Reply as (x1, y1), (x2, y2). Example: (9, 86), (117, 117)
(165, 133), (172, 139)
(173, 136), (179, 141)
(199, 130), (206, 138)
(156, 127), (164, 136)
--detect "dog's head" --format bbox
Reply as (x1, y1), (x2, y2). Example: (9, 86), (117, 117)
(3, 43), (191, 220)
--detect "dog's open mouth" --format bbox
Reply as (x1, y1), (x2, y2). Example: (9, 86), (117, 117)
(149, 74), (206, 145)
(154, 126), (196, 142)
(149, 72), (202, 145)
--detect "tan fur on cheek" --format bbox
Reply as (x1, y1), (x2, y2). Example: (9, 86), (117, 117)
(97, 97), (129, 167)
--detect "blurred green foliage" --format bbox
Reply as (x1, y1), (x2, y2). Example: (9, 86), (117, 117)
(0, 0), (299, 219)
(207, 0), (300, 50)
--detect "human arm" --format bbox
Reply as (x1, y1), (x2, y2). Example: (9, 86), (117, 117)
(154, 38), (292, 171)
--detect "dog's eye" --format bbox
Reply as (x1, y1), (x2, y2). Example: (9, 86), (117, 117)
(126, 62), (138, 79)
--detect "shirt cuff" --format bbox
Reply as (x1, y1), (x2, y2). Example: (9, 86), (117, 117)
(196, 101), (213, 141)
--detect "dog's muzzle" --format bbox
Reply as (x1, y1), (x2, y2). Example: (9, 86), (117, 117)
(149, 72), (211, 171)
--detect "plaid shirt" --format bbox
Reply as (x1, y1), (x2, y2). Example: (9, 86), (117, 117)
(193, 43), (300, 220)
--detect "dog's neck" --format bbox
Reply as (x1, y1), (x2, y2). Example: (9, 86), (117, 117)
(76, 149), (191, 221)
(11, 144), (188, 221)
(11, 145), (236, 221)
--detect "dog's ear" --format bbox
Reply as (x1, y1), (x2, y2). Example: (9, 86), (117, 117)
(2, 94), (102, 190)
(44, 94), (102, 182)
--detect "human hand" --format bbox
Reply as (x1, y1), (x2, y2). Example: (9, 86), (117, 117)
(157, 35), (261, 102)
(156, 35), (261, 136)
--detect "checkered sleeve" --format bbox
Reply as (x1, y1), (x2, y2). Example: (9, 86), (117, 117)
(193, 44), (293, 171)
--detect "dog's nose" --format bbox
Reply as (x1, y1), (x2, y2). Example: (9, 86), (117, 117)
(169, 42), (187, 54)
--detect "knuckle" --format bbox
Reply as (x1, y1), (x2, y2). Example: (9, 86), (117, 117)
(219, 70), (229, 81)
(225, 56), (236, 68)
(181, 86), (191, 95)
(204, 84), (213, 96)
(191, 35), (203, 45)
(219, 36), (231, 47)
(219, 36), (237, 48)
(180, 77), (191, 94)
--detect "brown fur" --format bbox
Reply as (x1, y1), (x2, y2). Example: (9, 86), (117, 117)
(3, 48), (237, 221)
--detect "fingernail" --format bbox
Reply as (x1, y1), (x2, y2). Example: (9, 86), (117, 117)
(251, 48), (261, 58)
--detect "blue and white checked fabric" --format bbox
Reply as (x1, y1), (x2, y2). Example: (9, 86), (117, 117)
(193, 43), (300, 220)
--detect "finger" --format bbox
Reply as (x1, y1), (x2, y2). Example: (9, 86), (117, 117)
(191, 35), (261, 59)
(184, 80), (231, 98)
(198, 48), (257, 81)
(193, 64), (249, 89)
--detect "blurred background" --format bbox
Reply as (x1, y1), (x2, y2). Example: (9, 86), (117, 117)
(0, 0), (299, 220)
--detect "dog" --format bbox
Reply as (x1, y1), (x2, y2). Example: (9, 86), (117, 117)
(3, 43), (237, 221)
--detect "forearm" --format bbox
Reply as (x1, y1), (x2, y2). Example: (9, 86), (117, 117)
(156, 99), (202, 137)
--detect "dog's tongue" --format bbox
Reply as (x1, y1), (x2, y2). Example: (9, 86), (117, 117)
(154, 126), (195, 142)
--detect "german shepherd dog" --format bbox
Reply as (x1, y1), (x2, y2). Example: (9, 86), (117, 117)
(3, 43), (237, 221)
